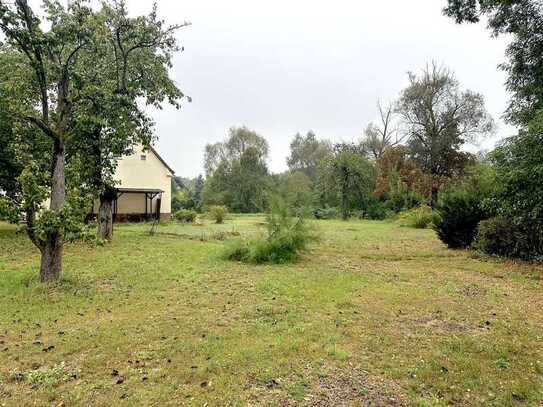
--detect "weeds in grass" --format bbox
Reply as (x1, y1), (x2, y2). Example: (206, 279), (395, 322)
(397, 205), (440, 229)
(9, 363), (77, 388)
(327, 345), (351, 361)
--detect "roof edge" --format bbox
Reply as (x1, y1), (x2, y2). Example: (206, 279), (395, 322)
(148, 146), (176, 175)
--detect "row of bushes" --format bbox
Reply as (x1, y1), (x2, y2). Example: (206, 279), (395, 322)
(434, 179), (543, 261)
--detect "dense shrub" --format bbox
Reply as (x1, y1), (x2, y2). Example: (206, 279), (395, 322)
(381, 175), (425, 214)
(434, 187), (488, 248)
(173, 209), (197, 223)
(361, 198), (390, 220)
(208, 205), (228, 224)
(397, 205), (439, 229)
(224, 200), (317, 263)
(476, 217), (543, 260)
(313, 206), (340, 220)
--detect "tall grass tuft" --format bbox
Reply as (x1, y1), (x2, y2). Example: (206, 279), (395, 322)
(397, 205), (440, 229)
(223, 199), (317, 264)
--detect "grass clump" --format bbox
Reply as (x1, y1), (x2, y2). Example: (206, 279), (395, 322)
(397, 205), (439, 229)
(224, 201), (317, 264)
(208, 205), (229, 224)
(10, 363), (76, 388)
(173, 209), (198, 223)
(313, 206), (340, 220)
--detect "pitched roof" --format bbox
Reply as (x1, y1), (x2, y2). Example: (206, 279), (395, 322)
(148, 146), (175, 175)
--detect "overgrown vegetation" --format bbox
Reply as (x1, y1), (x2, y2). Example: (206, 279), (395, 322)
(224, 201), (316, 263)
(476, 217), (543, 261)
(173, 209), (198, 223)
(397, 205), (439, 229)
(442, 0), (543, 259)
(208, 205), (229, 224)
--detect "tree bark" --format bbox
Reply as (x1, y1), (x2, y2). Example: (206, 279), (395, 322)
(97, 186), (116, 241)
(39, 140), (65, 282)
(39, 234), (63, 282)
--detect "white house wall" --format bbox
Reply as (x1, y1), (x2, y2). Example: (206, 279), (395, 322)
(115, 145), (173, 215)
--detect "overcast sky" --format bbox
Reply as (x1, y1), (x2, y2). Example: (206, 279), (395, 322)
(125, 0), (513, 177)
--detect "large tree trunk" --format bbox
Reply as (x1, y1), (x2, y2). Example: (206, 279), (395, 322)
(97, 186), (116, 241)
(39, 234), (63, 282)
(40, 140), (65, 282)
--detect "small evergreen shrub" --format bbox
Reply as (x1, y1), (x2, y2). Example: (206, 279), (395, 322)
(397, 205), (439, 229)
(313, 206), (340, 220)
(224, 200), (317, 264)
(208, 205), (228, 224)
(434, 187), (488, 249)
(173, 209), (197, 223)
(476, 217), (543, 260)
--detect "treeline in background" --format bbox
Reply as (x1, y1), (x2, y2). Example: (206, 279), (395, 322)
(173, 63), (543, 261)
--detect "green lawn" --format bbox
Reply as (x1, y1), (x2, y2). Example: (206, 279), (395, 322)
(0, 216), (541, 406)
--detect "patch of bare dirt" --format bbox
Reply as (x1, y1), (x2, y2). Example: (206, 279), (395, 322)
(458, 283), (488, 297)
(415, 314), (469, 333)
(280, 368), (409, 407)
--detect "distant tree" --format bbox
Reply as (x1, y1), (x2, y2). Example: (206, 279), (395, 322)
(204, 126), (269, 176)
(202, 162), (231, 207)
(333, 146), (376, 220)
(172, 174), (204, 212)
(373, 146), (430, 211)
(230, 147), (269, 212)
(287, 131), (333, 182)
(203, 127), (270, 212)
(316, 143), (376, 220)
(397, 63), (494, 204)
(284, 171), (313, 211)
(361, 101), (404, 160)
(193, 174), (205, 210)
(173, 177), (186, 191)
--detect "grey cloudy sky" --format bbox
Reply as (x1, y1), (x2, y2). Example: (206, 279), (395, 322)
(128, 0), (514, 177)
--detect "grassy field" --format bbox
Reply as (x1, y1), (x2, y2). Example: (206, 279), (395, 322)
(0, 216), (542, 406)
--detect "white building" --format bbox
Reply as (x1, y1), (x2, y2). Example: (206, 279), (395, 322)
(96, 145), (175, 221)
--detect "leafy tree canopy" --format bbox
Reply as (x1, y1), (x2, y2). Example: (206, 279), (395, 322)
(444, 0), (543, 125)
(204, 126), (269, 176)
(287, 131), (332, 182)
